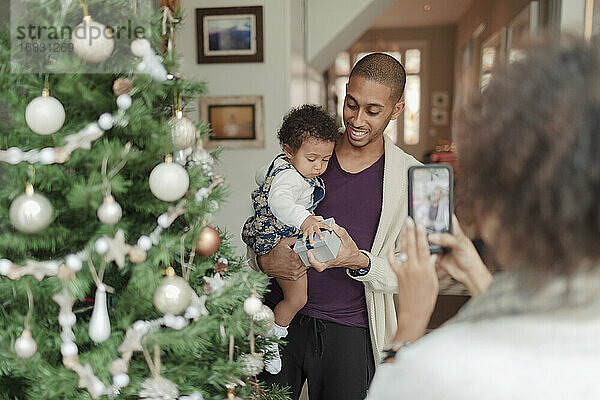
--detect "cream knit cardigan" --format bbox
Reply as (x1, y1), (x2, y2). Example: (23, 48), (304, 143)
(248, 134), (421, 364)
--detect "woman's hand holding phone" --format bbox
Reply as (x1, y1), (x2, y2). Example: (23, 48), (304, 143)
(428, 215), (492, 296)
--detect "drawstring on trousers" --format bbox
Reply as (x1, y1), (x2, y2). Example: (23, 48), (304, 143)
(299, 315), (326, 358)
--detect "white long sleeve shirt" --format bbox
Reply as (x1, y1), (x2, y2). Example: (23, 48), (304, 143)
(255, 157), (313, 229)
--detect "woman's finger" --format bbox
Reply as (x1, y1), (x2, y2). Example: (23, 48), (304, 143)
(415, 223), (430, 264)
(404, 217), (418, 268)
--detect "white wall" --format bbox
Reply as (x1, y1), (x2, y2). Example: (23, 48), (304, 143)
(307, 0), (397, 71)
(178, 0), (292, 252)
(560, 0), (586, 35)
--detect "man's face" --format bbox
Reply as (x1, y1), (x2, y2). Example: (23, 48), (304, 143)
(343, 76), (405, 149)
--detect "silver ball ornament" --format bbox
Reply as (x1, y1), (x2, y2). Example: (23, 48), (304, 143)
(169, 112), (197, 149)
(153, 268), (193, 315)
(71, 18), (114, 63)
(253, 304), (275, 331)
(25, 93), (65, 135)
(14, 330), (37, 358)
(97, 195), (122, 225)
(9, 185), (53, 234)
(149, 161), (189, 202)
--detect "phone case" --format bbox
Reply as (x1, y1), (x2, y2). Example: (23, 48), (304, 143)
(408, 164), (454, 254)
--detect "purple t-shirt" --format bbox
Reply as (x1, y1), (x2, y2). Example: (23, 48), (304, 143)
(264, 151), (384, 328)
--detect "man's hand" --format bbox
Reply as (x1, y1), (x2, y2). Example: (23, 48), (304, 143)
(257, 237), (308, 280)
(300, 215), (333, 247)
(306, 223), (368, 272)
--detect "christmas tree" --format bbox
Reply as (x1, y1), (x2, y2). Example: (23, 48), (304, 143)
(0, 1), (287, 399)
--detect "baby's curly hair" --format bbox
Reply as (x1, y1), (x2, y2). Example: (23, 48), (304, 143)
(457, 37), (600, 280)
(277, 105), (340, 153)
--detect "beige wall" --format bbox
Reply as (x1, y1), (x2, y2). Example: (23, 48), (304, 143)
(350, 25), (457, 161)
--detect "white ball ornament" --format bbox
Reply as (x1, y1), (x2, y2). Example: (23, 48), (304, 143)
(137, 235), (152, 251)
(14, 330), (37, 358)
(58, 312), (76, 327)
(153, 267), (193, 315)
(9, 185), (53, 234)
(116, 94), (132, 110)
(5, 147), (24, 165)
(157, 213), (170, 229)
(25, 92), (66, 135)
(0, 259), (12, 275)
(60, 341), (78, 356)
(97, 195), (122, 225)
(71, 18), (114, 63)
(95, 237), (109, 254)
(130, 38), (151, 57)
(136, 61), (147, 73)
(98, 113), (114, 130)
(66, 254), (82, 272)
(243, 294), (262, 316)
(113, 373), (130, 388)
(39, 148), (55, 164)
(149, 159), (190, 202)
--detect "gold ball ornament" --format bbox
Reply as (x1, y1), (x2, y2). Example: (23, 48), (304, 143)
(153, 267), (193, 315)
(71, 17), (114, 63)
(128, 245), (147, 264)
(195, 226), (221, 257)
(113, 78), (133, 96)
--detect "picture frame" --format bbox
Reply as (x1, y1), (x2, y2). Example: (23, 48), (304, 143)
(196, 6), (263, 64)
(200, 95), (264, 149)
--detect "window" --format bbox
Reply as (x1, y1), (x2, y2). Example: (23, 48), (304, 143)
(332, 47), (422, 145)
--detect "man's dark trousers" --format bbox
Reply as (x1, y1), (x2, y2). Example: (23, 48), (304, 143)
(259, 312), (375, 400)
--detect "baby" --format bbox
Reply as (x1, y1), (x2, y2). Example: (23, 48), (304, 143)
(242, 104), (341, 374)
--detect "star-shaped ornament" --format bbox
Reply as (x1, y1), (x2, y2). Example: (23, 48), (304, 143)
(104, 230), (131, 269)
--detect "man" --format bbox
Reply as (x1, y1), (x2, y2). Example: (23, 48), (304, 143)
(250, 53), (420, 400)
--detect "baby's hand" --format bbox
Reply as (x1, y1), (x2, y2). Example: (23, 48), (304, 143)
(300, 215), (333, 246)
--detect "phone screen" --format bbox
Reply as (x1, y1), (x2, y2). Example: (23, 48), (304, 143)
(408, 165), (453, 253)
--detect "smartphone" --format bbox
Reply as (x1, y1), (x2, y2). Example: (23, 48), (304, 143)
(408, 164), (454, 254)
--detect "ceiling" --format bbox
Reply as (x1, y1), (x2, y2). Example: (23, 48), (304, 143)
(372, 0), (476, 28)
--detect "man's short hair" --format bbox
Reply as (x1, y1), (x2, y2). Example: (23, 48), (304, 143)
(349, 53), (407, 101)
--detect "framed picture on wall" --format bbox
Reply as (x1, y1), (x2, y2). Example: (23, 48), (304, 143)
(200, 95), (264, 149)
(196, 6), (263, 63)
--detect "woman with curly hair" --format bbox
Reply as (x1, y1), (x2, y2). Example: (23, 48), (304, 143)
(242, 104), (341, 374)
(367, 37), (600, 399)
